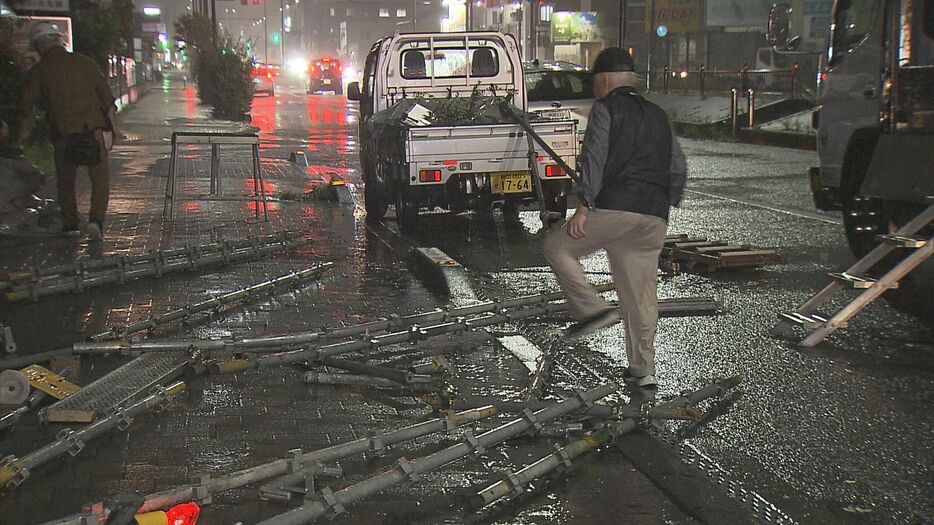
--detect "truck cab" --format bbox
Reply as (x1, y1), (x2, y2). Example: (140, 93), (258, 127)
(347, 32), (577, 232)
(770, 1), (933, 257)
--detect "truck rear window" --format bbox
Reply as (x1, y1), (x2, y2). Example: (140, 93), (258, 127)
(401, 47), (499, 79)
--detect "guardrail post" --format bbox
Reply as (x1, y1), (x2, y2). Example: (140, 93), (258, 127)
(699, 65), (706, 98)
(747, 89), (756, 127)
(663, 65), (670, 94)
(791, 63), (799, 99)
(730, 88), (739, 138)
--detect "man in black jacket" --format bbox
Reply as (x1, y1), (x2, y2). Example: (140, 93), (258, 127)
(543, 47), (686, 388)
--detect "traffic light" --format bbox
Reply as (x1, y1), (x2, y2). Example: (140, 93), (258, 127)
(271, 32), (280, 44)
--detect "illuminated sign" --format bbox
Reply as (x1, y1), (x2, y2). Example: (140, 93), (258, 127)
(646, 0), (703, 33)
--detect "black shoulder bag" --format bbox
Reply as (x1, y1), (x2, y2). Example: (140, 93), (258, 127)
(63, 127), (101, 166)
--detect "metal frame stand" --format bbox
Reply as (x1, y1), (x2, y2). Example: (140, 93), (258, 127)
(163, 132), (269, 221)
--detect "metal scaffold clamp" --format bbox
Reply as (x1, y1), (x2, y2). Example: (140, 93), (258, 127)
(521, 408), (543, 435)
(287, 448), (303, 472)
(573, 390), (595, 410)
(110, 407), (135, 430)
(0, 455), (26, 487)
(57, 428), (86, 456)
(464, 431), (486, 455)
(553, 443), (573, 469)
(503, 471), (524, 498)
(192, 474), (212, 504)
(393, 457), (421, 484)
(365, 431), (387, 457)
(318, 486), (346, 518)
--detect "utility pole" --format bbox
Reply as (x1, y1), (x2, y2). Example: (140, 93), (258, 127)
(264, 0), (269, 63)
(617, 0), (627, 47)
(279, 0), (285, 64)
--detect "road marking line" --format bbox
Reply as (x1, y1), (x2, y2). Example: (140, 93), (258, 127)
(686, 189), (842, 225)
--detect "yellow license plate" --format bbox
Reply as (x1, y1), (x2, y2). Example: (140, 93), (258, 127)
(492, 171), (532, 194)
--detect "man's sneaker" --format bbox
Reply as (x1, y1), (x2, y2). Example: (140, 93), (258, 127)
(85, 222), (103, 241)
(623, 368), (658, 388)
(62, 228), (82, 238)
(563, 309), (620, 341)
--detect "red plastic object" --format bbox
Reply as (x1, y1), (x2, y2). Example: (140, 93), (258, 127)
(165, 502), (200, 525)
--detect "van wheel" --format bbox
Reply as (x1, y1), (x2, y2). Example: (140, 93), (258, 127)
(395, 186), (419, 234)
(364, 162), (389, 222)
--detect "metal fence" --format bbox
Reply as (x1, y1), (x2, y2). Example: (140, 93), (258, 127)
(645, 64), (814, 101)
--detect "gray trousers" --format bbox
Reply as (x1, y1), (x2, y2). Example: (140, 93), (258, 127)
(543, 208), (667, 377)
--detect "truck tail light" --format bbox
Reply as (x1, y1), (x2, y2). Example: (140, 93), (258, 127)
(544, 165), (565, 177)
(419, 170), (442, 182)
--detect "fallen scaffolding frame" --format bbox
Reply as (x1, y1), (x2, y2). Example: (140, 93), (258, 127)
(3, 233), (309, 302)
(256, 383), (618, 525)
(89, 263), (335, 341)
(2, 232), (301, 285)
(40, 378), (743, 524)
(43, 407), (498, 524)
(473, 376), (742, 507)
(0, 382), (186, 488)
(0, 285), (717, 371)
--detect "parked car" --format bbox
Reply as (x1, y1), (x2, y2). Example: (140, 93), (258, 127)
(252, 63), (277, 96)
(523, 61), (594, 145)
(307, 57), (342, 94)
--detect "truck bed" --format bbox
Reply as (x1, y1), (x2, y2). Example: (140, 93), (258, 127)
(403, 121), (578, 184)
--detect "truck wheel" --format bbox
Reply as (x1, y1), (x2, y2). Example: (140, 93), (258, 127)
(395, 186), (419, 234)
(364, 162), (389, 222)
(543, 182), (569, 226)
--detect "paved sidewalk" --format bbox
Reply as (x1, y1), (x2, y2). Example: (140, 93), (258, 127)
(0, 81), (719, 524)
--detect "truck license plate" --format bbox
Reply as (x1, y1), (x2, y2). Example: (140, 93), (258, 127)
(492, 171), (532, 193)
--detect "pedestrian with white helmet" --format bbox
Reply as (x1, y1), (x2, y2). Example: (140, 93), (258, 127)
(17, 21), (117, 241)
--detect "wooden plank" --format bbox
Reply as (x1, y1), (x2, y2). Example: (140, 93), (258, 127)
(45, 408), (95, 424)
(692, 245), (751, 254)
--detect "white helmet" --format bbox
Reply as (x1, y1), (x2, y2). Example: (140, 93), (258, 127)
(29, 21), (65, 49)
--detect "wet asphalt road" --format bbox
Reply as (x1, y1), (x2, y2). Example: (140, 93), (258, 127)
(1, 78), (931, 524)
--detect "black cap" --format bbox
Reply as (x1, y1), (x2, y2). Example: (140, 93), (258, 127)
(591, 47), (636, 74)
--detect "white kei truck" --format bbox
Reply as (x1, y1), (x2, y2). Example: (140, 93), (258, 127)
(346, 31), (578, 232)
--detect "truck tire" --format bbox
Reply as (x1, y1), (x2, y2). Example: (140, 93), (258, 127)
(543, 181), (569, 226)
(364, 162), (389, 222)
(395, 186), (419, 234)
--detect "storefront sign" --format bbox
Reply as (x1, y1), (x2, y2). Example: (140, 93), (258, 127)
(551, 11), (601, 43)
(646, 0), (703, 33)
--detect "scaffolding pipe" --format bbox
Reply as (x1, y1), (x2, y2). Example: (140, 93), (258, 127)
(0, 293), (715, 370)
(89, 263), (335, 341)
(2, 232), (301, 284)
(41, 407), (497, 523)
(241, 303), (571, 372)
(318, 357), (439, 385)
(474, 429), (613, 507)
(452, 398), (700, 421)
(5, 239), (309, 302)
(302, 371), (410, 390)
(474, 376), (743, 507)
(0, 382), (186, 488)
(257, 383), (617, 525)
